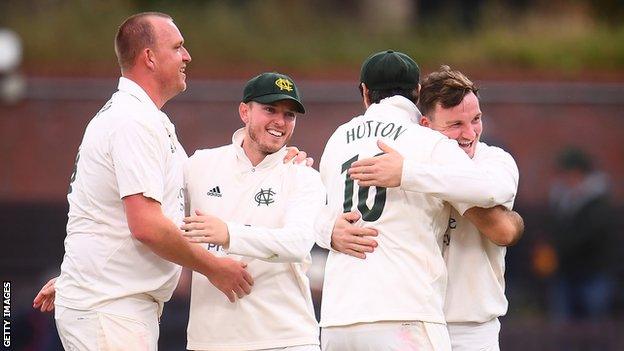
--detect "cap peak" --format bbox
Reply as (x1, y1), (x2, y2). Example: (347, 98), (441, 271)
(242, 72), (305, 114)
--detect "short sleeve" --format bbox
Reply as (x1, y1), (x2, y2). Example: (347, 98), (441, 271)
(110, 118), (167, 203)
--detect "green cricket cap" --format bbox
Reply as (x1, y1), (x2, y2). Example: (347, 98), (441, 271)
(360, 50), (420, 90)
(242, 72), (305, 114)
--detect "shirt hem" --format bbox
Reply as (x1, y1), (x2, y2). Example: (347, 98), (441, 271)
(320, 314), (445, 328)
(187, 336), (319, 350)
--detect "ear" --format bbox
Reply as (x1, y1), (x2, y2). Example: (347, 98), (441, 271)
(239, 102), (250, 124)
(420, 115), (431, 127)
(143, 48), (156, 70)
(362, 83), (371, 108)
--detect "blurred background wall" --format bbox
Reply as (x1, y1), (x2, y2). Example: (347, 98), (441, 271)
(1, 0), (623, 350)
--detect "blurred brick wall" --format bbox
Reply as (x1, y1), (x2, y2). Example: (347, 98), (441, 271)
(1, 85), (623, 206)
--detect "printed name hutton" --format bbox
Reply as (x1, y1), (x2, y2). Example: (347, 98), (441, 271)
(345, 120), (407, 144)
(3, 281), (10, 347)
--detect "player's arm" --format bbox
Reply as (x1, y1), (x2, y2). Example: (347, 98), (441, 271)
(183, 167), (324, 263)
(463, 206), (524, 246)
(32, 277), (57, 312)
(453, 144), (522, 246)
(329, 212), (378, 259)
(311, 205), (378, 259)
(124, 194), (253, 302)
(112, 119), (251, 302)
(350, 139), (514, 208)
(316, 135), (378, 259)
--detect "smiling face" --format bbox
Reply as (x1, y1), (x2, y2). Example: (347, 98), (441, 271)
(150, 17), (191, 101)
(239, 100), (297, 165)
(420, 91), (483, 158)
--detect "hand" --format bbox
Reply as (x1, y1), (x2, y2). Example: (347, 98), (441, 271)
(32, 277), (57, 312)
(331, 212), (378, 259)
(349, 140), (403, 187)
(205, 257), (254, 303)
(182, 210), (230, 247)
(285, 146), (314, 167)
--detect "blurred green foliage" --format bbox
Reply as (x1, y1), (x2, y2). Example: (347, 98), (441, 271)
(2, 0), (623, 76)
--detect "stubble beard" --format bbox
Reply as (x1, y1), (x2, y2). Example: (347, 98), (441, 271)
(247, 125), (290, 156)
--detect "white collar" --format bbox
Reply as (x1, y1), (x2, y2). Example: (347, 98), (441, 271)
(117, 77), (160, 112)
(231, 128), (288, 170)
(366, 95), (421, 124)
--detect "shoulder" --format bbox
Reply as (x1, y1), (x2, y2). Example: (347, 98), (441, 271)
(290, 162), (321, 178)
(188, 144), (232, 164)
(395, 123), (448, 156)
(184, 145), (233, 182)
(475, 142), (518, 166)
(104, 97), (160, 132)
(109, 91), (152, 117)
(411, 123), (447, 140)
(328, 115), (365, 139)
(286, 163), (324, 189)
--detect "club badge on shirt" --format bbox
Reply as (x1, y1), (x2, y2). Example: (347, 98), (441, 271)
(254, 188), (276, 206)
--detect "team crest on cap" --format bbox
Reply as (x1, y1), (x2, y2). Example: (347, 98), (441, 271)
(275, 78), (294, 92)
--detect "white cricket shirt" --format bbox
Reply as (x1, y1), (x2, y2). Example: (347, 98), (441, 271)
(55, 77), (187, 314)
(318, 96), (515, 328)
(443, 142), (519, 323)
(185, 129), (324, 350)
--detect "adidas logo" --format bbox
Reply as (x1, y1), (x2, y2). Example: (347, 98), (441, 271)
(207, 186), (222, 197)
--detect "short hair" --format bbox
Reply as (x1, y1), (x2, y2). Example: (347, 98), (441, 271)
(114, 12), (172, 71)
(359, 85), (418, 105)
(417, 65), (479, 118)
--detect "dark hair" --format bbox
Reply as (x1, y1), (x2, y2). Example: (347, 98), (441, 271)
(114, 12), (172, 71)
(417, 65), (478, 118)
(359, 85), (418, 105)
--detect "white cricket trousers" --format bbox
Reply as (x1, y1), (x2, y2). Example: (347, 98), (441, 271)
(321, 321), (451, 351)
(191, 344), (320, 351)
(55, 298), (160, 351)
(258, 346), (320, 351)
(447, 318), (500, 351)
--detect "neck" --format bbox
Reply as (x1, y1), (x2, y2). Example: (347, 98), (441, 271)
(123, 71), (169, 109)
(241, 138), (267, 167)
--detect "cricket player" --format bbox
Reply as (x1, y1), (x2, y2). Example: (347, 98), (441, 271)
(420, 66), (522, 350)
(345, 66), (524, 350)
(317, 50), (516, 350)
(180, 72), (323, 350)
(48, 12), (252, 350)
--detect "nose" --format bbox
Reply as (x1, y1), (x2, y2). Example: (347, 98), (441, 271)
(461, 124), (476, 140)
(182, 47), (191, 63)
(273, 114), (287, 126)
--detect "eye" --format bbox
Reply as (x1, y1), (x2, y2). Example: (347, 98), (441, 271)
(264, 106), (276, 113)
(473, 115), (481, 123)
(285, 112), (296, 119)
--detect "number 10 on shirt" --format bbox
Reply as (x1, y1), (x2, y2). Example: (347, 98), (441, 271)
(341, 154), (387, 222)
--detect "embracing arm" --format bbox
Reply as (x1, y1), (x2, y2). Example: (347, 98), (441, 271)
(183, 168), (325, 263)
(453, 143), (522, 246)
(350, 139), (515, 208)
(124, 194), (253, 302)
(463, 205), (524, 246)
